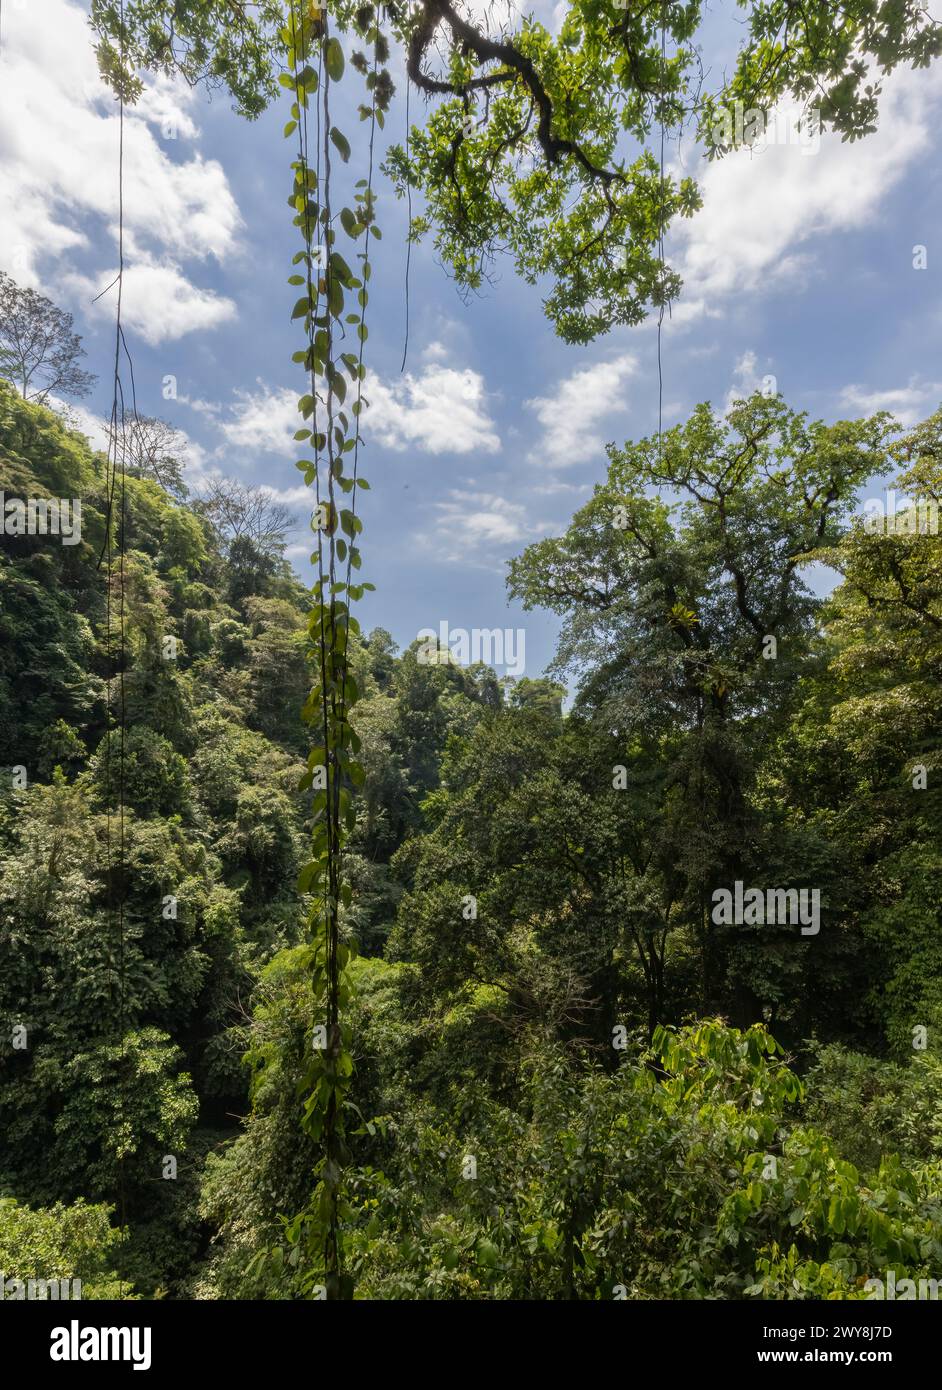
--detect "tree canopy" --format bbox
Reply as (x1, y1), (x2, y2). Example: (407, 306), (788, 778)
(90, 0), (942, 338)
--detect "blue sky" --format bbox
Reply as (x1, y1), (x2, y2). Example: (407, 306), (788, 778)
(2, 0), (941, 683)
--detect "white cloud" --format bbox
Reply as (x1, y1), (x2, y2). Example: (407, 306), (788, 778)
(367, 346), (500, 455)
(0, 0), (240, 343)
(675, 65), (942, 311)
(64, 261), (236, 346)
(723, 349), (779, 413)
(260, 484), (315, 506)
(133, 74), (201, 142)
(421, 340), (450, 363)
(178, 395), (223, 419)
(525, 354), (638, 468)
(209, 347), (500, 460)
(532, 479), (593, 496)
(840, 378), (942, 427)
(216, 384), (301, 456)
(427, 488), (540, 561)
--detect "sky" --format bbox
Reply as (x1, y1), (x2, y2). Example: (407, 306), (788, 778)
(1, 0), (940, 684)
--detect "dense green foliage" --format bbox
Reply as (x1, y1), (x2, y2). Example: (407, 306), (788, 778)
(1, 377), (940, 1298)
(0, 1196), (125, 1299)
(0, 382), (500, 1293)
(66, 0), (942, 1306)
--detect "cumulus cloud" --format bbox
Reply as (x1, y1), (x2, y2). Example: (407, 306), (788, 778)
(215, 384), (300, 456)
(199, 342), (501, 460)
(723, 349), (778, 413)
(426, 488), (542, 562)
(367, 344), (500, 455)
(0, 0), (239, 342)
(259, 484), (317, 506)
(63, 261), (237, 346)
(532, 479), (593, 497)
(674, 65), (942, 312)
(525, 354), (638, 468)
(840, 378), (942, 428)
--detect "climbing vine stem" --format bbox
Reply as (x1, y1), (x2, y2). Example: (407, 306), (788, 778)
(276, 0), (388, 1300)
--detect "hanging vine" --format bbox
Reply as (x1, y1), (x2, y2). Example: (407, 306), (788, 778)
(277, 0), (390, 1300)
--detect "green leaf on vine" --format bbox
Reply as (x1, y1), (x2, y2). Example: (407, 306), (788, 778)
(325, 37), (344, 82)
(331, 128), (351, 163)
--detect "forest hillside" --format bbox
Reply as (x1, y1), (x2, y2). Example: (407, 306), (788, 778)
(2, 380), (941, 1298)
